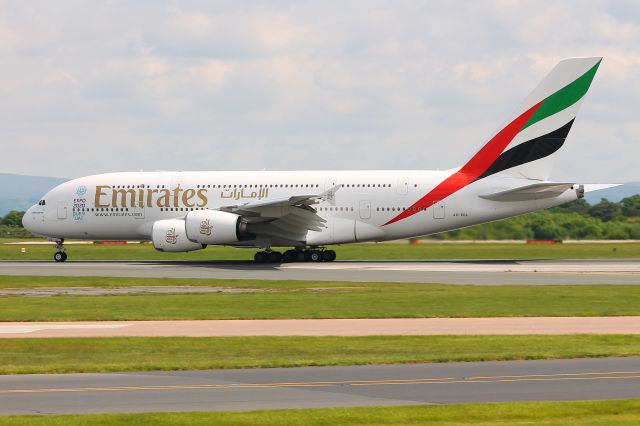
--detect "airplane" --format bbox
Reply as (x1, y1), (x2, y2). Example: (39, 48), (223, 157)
(23, 57), (611, 263)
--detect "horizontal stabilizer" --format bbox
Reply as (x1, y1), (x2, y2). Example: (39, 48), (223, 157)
(479, 182), (575, 202)
(583, 183), (621, 193)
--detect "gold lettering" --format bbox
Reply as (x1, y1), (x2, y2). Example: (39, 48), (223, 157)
(182, 189), (196, 208)
(112, 189), (137, 208)
(196, 189), (208, 207)
(95, 186), (110, 208)
(156, 189), (171, 208)
(147, 189), (158, 208)
(172, 185), (183, 208)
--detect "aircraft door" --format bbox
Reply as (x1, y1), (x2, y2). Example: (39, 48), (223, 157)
(57, 201), (68, 220)
(359, 200), (371, 219)
(396, 177), (409, 195)
(433, 202), (445, 219)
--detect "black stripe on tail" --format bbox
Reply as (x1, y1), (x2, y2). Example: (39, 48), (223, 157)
(477, 119), (575, 180)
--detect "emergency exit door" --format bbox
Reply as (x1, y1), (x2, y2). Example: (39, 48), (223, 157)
(359, 200), (371, 219)
(57, 201), (67, 220)
(433, 202), (445, 219)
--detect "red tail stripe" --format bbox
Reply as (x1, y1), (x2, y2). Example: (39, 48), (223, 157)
(384, 101), (543, 226)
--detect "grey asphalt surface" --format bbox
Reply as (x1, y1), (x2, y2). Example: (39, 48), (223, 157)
(0, 259), (638, 284)
(1, 357), (639, 415)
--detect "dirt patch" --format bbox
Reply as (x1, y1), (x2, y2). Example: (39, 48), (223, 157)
(0, 286), (269, 297)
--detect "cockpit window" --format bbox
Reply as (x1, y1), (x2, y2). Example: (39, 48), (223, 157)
(38, 200), (46, 206)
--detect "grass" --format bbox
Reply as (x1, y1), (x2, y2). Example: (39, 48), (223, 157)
(1, 335), (640, 374)
(0, 275), (327, 289)
(2, 400), (640, 425)
(0, 276), (639, 320)
(2, 240), (639, 260)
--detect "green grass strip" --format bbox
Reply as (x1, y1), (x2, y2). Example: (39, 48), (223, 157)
(1, 335), (639, 374)
(1, 399), (640, 425)
(0, 278), (639, 320)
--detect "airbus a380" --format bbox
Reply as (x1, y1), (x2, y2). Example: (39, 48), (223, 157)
(24, 57), (610, 263)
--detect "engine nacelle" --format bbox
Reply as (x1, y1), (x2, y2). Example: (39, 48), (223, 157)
(184, 210), (249, 245)
(152, 219), (206, 252)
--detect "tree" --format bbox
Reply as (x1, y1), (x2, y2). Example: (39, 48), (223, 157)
(0, 211), (25, 227)
(530, 214), (566, 240)
(621, 195), (640, 218)
(550, 199), (590, 215)
(589, 199), (622, 222)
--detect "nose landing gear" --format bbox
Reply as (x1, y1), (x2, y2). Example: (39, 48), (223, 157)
(53, 240), (67, 262)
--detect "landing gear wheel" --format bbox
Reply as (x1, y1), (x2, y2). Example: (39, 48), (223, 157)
(268, 251), (283, 263)
(54, 252), (67, 262)
(295, 250), (306, 262)
(328, 250), (336, 261)
(309, 250), (322, 262)
(322, 250), (336, 262)
(303, 250), (312, 262)
(53, 239), (66, 262)
(283, 250), (297, 262)
(254, 251), (267, 263)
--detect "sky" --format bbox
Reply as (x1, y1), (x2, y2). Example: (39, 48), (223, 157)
(0, 0), (638, 182)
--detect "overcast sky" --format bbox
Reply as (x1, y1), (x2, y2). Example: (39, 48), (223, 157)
(1, 0), (638, 182)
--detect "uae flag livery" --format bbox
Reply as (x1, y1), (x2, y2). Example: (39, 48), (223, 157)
(385, 57), (601, 226)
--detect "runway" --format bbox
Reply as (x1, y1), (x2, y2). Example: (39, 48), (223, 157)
(1, 317), (640, 338)
(1, 259), (639, 285)
(2, 357), (639, 415)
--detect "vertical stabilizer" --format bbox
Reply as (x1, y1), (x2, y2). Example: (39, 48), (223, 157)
(476, 57), (601, 180)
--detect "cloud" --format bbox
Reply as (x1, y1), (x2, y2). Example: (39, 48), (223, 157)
(0, 0), (639, 183)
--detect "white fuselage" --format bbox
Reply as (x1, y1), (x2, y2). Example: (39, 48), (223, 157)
(23, 169), (579, 248)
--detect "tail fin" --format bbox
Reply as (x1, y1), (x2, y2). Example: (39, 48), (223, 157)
(467, 57), (601, 181)
(383, 58), (601, 226)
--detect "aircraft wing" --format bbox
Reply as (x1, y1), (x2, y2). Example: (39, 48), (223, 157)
(479, 182), (576, 202)
(219, 185), (341, 243)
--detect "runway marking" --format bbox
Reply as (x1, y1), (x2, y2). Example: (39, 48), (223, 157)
(2, 371), (640, 395)
(0, 377), (454, 394)
(466, 370), (640, 380)
(351, 372), (640, 387)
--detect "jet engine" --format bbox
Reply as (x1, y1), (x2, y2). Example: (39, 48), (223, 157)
(184, 210), (251, 245)
(151, 219), (206, 252)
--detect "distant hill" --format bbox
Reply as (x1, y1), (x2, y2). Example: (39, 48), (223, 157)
(0, 173), (68, 216)
(584, 182), (640, 204)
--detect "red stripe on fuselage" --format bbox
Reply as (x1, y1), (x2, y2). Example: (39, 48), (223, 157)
(383, 101), (543, 226)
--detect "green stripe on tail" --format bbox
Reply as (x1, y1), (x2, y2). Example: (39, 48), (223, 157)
(522, 59), (601, 131)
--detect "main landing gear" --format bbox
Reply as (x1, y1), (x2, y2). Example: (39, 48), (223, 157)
(53, 239), (67, 262)
(254, 248), (336, 263)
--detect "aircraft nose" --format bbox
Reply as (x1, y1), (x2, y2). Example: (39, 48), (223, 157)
(22, 206), (33, 229)
(22, 205), (40, 234)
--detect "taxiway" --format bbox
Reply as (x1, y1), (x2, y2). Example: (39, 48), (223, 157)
(1, 357), (639, 415)
(1, 317), (639, 338)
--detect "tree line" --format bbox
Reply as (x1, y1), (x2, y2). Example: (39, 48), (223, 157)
(1, 195), (639, 240)
(434, 195), (640, 240)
